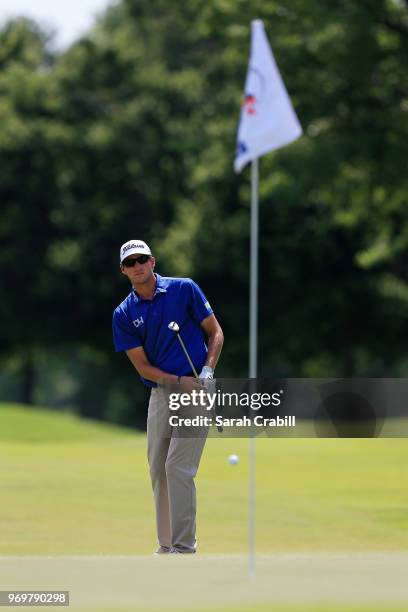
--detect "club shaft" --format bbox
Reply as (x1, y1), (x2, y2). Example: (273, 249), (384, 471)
(176, 334), (199, 378)
(175, 330), (223, 433)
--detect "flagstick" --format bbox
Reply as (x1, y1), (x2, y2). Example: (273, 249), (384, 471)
(236, 16), (302, 585)
(249, 157), (259, 580)
(249, 158), (259, 379)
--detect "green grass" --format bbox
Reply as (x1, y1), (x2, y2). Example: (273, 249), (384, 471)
(129, 607), (408, 612)
(0, 403), (134, 443)
(175, 607), (408, 612)
(69, 608), (408, 612)
(14, 605), (407, 612)
(0, 402), (408, 555)
(0, 402), (407, 611)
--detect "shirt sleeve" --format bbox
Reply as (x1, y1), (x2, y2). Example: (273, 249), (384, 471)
(187, 279), (214, 324)
(112, 307), (142, 352)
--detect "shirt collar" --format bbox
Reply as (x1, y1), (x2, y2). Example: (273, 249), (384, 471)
(132, 273), (167, 303)
(154, 273), (168, 294)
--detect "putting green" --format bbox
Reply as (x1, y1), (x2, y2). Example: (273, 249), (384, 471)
(0, 554), (407, 611)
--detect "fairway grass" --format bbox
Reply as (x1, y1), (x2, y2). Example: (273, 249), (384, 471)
(0, 402), (407, 610)
(0, 402), (407, 555)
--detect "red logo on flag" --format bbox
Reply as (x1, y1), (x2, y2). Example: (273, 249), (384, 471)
(243, 94), (256, 115)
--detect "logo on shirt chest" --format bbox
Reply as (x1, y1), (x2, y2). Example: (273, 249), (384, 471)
(133, 316), (144, 328)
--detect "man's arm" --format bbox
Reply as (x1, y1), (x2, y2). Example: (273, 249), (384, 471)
(200, 314), (224, 371)
(126, 346), (201, 391)
(126, 346), (179, 385)
(126, 313), (223, 382)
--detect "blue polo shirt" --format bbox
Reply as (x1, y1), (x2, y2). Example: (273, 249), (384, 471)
(112, 274), (214, 387)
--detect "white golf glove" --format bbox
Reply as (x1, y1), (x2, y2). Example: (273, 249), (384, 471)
(199, 366), (215, 395)
(199, 366), (214, 380)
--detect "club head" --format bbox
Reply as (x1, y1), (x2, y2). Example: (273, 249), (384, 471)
(168, 321), (180, 333)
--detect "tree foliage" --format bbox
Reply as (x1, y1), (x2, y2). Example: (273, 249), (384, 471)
(0, 0), (407, 421)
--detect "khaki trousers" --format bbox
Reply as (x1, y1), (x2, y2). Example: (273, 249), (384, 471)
(147, 386), (207, 552)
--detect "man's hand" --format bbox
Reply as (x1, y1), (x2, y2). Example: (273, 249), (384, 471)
(199, 366), (214, 380)
(178, 376), (204, 393)
(198, 366), (215, 391)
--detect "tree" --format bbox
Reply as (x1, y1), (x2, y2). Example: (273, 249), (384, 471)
(0, 19), (62, 403)
(1, 0), (408, 422)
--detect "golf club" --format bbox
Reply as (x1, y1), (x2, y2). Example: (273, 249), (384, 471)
(168, 321), (223, 433)
(168, 321), (199, 377)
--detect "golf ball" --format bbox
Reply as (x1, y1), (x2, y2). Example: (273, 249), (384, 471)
(228, 454), (239, 465)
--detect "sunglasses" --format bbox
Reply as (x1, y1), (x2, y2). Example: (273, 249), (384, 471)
(122, 254), (151, 267)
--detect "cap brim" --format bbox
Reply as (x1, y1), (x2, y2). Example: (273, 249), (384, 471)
(120, 248), (151, 263)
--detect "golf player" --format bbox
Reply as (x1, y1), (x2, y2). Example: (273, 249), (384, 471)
(112, 240), (224, 554)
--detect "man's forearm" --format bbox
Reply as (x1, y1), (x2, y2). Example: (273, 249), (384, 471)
(138, 364), (179, 386)
(131, 361), (202, 392)
(125, 352), (179, 386)
(205, 328), (224, 370)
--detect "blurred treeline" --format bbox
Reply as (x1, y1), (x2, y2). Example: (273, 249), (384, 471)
(1, 0), (408, 427)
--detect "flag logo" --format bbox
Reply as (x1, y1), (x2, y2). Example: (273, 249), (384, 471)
(242, 66), (267, 116)
(244, 94), (257, 115)
(236, 141), (248, 156)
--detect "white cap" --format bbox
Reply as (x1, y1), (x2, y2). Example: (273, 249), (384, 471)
(120, 240), (152, 263)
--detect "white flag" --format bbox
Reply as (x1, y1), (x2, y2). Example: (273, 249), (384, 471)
(234, 20), (302, 173)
